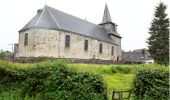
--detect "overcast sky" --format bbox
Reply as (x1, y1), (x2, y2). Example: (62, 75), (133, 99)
(0, 0), (169, 52)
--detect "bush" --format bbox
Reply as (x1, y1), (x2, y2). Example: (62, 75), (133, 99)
(0, 60), (107, 100)
(0, 50), (5, 59)
(133, 68), (169, 100)
(111, 66), (131, 74)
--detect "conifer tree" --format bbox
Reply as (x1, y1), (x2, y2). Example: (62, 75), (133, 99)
(147, 2), (169, 64)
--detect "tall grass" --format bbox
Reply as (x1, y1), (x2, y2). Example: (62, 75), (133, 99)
(0, 60), (35, 69)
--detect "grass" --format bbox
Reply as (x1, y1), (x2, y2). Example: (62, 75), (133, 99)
(67, 63), (168, 100)
(68, 64), (135, 100)
(0, 60), (35, 69)
(104, 74), (134, 99)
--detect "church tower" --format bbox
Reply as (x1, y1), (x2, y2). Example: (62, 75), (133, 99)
(99, 4), (121, 37)
(99, 4), (122, 60)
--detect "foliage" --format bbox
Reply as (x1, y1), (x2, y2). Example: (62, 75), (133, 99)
(133, 68), (169, 100)
(68, 63), (168, 99)
(0, 60), (107, 100)
(147, 2), (169, 65)
(0, 60), (168, 100)
(0, 50), (5, 59)
(111, 66), (132, 74)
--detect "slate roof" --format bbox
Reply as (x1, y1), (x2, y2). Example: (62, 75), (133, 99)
(122, 49), (154, 62)
(20, 5), (118, 45)
(99, 4), (121, 37)
(102, 4), (112, 23)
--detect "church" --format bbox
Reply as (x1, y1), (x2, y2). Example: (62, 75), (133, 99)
(18, 4), (122, 61)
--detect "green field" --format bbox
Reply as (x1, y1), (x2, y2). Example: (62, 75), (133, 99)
(0, 60), (168, 100)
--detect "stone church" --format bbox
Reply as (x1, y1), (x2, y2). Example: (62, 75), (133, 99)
(18, 4), (122, 60)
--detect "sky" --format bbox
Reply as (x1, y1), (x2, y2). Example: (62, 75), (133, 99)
(0, 0), (169, 52)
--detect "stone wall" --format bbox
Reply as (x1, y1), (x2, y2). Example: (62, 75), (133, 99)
(110, 35), (121, 60)
(19, 28), (59, 57)
(18, 28), (121, 60)
(12, 57), (123, 64)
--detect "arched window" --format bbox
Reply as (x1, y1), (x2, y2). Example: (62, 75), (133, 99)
(24, 33), (28, 46)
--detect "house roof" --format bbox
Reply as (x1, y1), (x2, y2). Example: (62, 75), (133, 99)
(122, 49), (154, 62)
(20, 5), (119, 45)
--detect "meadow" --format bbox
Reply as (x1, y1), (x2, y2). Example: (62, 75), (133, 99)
(0, 60), (168, 100)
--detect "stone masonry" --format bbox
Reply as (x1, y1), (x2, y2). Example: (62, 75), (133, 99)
(18, 28), (121, 60)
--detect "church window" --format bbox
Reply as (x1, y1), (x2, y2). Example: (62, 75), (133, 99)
(65, 35), (70, 48)
(84, 40), (88, 51)
(99, 43), (102, 53)
(111, 46), (114, 55)
(24, 33), (28, 46)
(117, 56), (120, 61)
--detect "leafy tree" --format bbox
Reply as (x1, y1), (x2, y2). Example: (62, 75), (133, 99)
(147, 2), (169, 65)
(0, 50), (5, 59)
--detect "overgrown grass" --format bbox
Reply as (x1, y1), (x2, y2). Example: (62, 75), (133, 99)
(0, 60), (35, 69)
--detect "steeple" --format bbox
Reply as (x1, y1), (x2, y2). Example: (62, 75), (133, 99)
(99, 4), (121, 37)
(102, 4), (112, 23)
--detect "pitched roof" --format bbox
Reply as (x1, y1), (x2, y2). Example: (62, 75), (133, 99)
(122, 49), (154, 62)
(99, 4), (121, 37)
(20, 5), (118, 45)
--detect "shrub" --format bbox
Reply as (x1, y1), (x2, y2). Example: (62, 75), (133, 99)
(0, 50), (5, 59)
(133, 68), (169, 100)
(0, 60), (107, 100)
(111, 66), (131, 74)
(116, 66), (131, 74)
(111, 67), (117, 73)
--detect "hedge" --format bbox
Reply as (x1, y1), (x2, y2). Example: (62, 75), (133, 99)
(0, 60), (107, 100)
(133, 68), (169, 100)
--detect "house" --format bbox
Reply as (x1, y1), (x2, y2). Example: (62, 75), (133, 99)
(17, 4), (122, 60)
(122, 49), (154, 63)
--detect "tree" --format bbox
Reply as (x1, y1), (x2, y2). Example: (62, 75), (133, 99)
(147, 2), (169, 65)
(0, 50), (5, 59)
